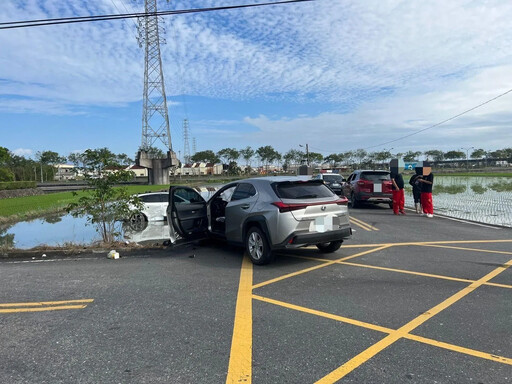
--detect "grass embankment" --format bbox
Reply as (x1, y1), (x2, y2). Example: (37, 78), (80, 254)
(0, 185), (168, 224)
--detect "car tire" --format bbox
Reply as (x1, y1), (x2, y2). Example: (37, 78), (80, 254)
(350, 193), (359, 208)
(316, 241), (342, 253)
(245, 226), (272, 265)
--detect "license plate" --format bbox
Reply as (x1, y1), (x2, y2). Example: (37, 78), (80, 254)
(374, 183), (382, 193)
(311, 216), (333, 233)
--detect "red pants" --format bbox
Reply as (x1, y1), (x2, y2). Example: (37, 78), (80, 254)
(392, 189), (405, 214)
(421, 192), (434, 214)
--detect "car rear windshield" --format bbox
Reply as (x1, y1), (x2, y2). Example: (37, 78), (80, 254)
(361, 172), (390, 182)
(273, 180), (334, 199)
(323, 174), (343, 183)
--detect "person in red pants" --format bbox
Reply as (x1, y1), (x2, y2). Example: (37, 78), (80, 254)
(390, 159), (405, 215)
(417, 161), (434, 218)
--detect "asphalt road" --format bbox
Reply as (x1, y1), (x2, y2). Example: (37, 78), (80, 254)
(1, 204), (511, 383)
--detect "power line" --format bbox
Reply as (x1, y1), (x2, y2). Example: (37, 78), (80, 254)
(363, 87), (512, 150)
(0, 0), (315, 30)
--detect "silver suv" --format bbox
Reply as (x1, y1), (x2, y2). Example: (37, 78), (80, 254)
(166, 177), (352, 265)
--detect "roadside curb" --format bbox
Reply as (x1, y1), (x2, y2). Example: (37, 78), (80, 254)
(0, 246), (169, 261)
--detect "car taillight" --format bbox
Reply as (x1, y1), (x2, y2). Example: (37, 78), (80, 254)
(336, 197), (348, 205)
(272, 202), (308, 213)
(272, 198), (348, 212)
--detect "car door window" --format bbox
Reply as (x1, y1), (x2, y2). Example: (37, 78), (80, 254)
(173, 188), (203, 204)
(231, 183), (256, 201)
(141, 194), (161, 203)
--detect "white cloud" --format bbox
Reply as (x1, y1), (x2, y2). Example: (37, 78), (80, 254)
(2, 0), (512, 152)
(12, 148), (33, 157)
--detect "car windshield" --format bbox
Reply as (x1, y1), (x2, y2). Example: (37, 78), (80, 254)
(361, 172), (390, 182)
(273, 181), (334, 199)
(323, 174), (343, 183)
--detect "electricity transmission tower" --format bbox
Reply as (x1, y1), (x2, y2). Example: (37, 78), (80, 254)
(192, 137), (197, 155)
(137, 0), (172, 152)
(183, 118), (191, 164)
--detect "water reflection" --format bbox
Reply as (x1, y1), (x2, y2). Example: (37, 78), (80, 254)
(123, 221), (170, 245)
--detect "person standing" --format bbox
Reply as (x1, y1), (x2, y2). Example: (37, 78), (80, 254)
(390, 159), (405, 215)
(418, 162), (434, 218)
(408, 167), (422, 214)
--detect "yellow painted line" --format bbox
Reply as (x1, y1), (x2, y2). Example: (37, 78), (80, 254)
(253, 246), (391, 289)
(315, 258), (512, 383)
(226, 255), (253, 384)
(254, 295), (512, 366)
(0, 299), (94, 308)
(349, 218), (371, 232)
(253, 295), (392, 334)
(322, 239), (512, 248)
(350, 216), (379, 231)
(420, 244), (512, 255)
(406, 334), (512, 365)
(282, 255), (512, 290)
(0, 305), (88, 313)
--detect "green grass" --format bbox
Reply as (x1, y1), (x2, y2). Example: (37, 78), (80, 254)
(0, 184), (169, 224)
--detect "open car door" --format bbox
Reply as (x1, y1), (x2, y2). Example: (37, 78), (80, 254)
(167, 186), (208, 244)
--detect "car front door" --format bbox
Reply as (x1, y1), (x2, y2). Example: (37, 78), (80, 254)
(342, 174), (355, 197)
(167, 186), (208, 244)
(224, 183), (258, 243)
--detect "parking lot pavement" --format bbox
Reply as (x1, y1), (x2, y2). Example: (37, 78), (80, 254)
(1, 206), (511, 383)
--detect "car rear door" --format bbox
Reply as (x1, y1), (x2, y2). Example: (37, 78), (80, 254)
(167, 186), (208, 244)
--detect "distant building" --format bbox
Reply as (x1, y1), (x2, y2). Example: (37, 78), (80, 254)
(54, 164), (78, 181)
(127, 164), (148, 177)
(174, 162), (223, 176)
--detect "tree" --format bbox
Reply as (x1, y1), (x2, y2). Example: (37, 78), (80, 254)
(470, 149), (486, 159)
(256, 145), (280, 173)
(239, 146), (255, 167)
(36, 150), (66, 182)
(0, 167), (14, 182)
(308, 152), (324, 165)
(66, 149), (142, 243)
(116, 153), (133, 166)
(424, 150), (444, 161)
(217, 148), (240, 165)
(191, 150), (219, 164)
(444, 150), (465, 160)
(139, 146), (165, 159)
(353, 149), (367, 166)
(0, 146), (11, 165)
(403, 151), (421, 162)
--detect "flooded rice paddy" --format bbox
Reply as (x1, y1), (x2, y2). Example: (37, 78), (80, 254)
(1, 176), (511, 249)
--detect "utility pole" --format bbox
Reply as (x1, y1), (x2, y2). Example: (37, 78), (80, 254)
(461, 147), (474, 171)
(183, 118), (190, 164)
(137, 0), (172, 152)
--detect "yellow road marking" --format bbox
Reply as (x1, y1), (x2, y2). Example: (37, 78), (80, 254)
(254, 295), (512, 366)
(253, 246), (391, 289)
(282, 254), (512, 290)
(253, 295), (391, 334)
(350, 216), (379, 231)
(349, 218), (371, 231)
(226, 255), (253, 384)
(329, 240), (512, 248)
(0, 299), (94, 308)
(406, 334), (512, 365)
(0, 305), (88, 313)
(315, 258), (512, 383)
(420, 244), (512, 255)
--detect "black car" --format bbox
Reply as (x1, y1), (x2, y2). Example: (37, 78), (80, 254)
(312, 173), (345, 195)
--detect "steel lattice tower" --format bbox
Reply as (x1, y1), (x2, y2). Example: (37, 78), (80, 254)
(137, 0), (172, 152)
(183, 118), (191, 164)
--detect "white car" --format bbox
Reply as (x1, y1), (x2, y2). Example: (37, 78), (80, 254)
(130, 192), (169, 223)
(129, 190), (218, 224)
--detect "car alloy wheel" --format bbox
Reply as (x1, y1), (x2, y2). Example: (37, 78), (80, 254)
(245, 226), (272, 265)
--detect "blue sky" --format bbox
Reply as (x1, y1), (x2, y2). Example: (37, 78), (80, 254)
(2, 0), (512, 161)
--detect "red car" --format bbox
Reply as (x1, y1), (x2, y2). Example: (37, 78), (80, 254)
(341, 170), (393, 208)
